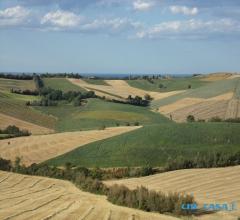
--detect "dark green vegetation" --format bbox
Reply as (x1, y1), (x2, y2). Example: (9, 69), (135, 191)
(152, 78), (240, 109)
(0, 157), (195, 217)
(35, 98), (170, 131)
(47, 123), (240, 167)
(127, 77), (209, 92)
(0, 125), (30, 139)
(43, 78), (86, 92)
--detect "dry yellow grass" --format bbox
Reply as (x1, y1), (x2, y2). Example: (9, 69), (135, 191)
(0, 126), (140, 166)
(105, 166), (240, 220)
(158, 92), (234, 122)
(68, 78), (184, 100)
(199, 73), (234, 82)
(0, 171), (179, 220)
(0, 113), (54, 135)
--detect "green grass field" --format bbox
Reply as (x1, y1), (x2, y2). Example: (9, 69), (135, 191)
(43, 78), (86, 92)
(151, 78), (240, 109)
(35, 98), (170, 132)
(46, 122), (240, 167)
(126, 77), (210, 92)
(0, 78), (36, 91)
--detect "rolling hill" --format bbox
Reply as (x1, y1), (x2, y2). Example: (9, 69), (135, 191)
(34, 98), (170, 132)
(0, 126), (140, 166)
(0, 171), (178, 220)
(46, 123), (240, 167)
(105, 166), (240, 220)
(152, 77), (240, 122)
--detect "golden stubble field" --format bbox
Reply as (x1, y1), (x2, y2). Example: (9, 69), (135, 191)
(0, 126), (140, 166)
(0, 113), (54, 135)
(105, 166), (240, 220)
(68, 78), (184, 100)
(0, 171), (179, 220)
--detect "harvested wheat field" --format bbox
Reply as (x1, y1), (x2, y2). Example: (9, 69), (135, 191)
(0, 113), (54, 135)
(68, 78), (184, 100)
(0, 171), (179, 220)
(158, 92), (237, 122)
(105, 166), (240, 220)
(0, 126), (140, 166)
(199, 73), (235, 82)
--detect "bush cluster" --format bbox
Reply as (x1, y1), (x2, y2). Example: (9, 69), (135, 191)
(0, 125), (31, 139)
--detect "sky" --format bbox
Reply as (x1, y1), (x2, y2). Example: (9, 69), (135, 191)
(0, 0), (240, 74)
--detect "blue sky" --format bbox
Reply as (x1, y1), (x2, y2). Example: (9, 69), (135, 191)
(0, 0), (240, 74)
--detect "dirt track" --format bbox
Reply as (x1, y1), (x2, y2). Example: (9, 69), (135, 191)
(105, 166), (240, 220)
(0, 113), (54, 135)
(0, 126), (140, 165)
(0, 171), (179, 220)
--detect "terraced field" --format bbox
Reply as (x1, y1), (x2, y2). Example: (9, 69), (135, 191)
(0, 171), (178, 220)
(105, 166), (240, 220)
(0, 113), (53, 135)
(68, 78), (184, 100)
(0, 126), (140, 165)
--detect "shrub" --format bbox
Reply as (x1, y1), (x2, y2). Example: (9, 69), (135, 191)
(209, 117), (222, 122)
(134, 122), (139, 126)
(187, 115), (195, 122)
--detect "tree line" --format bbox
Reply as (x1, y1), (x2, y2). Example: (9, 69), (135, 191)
(0, 73), (33, 80)
(187, 115), (240, 123)
(0, 125), (31, 139)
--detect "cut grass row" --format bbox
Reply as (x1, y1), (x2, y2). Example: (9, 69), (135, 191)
(46, 122), (240, 167)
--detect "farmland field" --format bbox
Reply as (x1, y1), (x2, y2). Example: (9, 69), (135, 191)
(0, 126), (139, 165)
(105, 166), (240, 220)
(43, 78), (86, 92)
(35, 98), (170, 132)
(46, 123), (240, 167)
(0, 171), (177, 220)
(126, 77), (210, 92)
(68, 78), (184, 100)
(152, 78), (240, 121)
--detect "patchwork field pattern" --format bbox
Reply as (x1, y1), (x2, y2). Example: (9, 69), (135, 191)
(0, 113), (54, 135)
(0, 171), (179, 220)
(68, 78), (184, 100)
(105, 166), (240, 220)
(153, 78), (240, 122)
(0, 126), (140, 165)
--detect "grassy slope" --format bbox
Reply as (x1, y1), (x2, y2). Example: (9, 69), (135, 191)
(35, 98), (170, 132)
(151, 78), (240, 109)
(126, 77), (210, 92)
(0, 78), (56, 129)
(46, 122), (240, 167)
(0, 78), (36, 91)
(43, 78), (86, 92)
